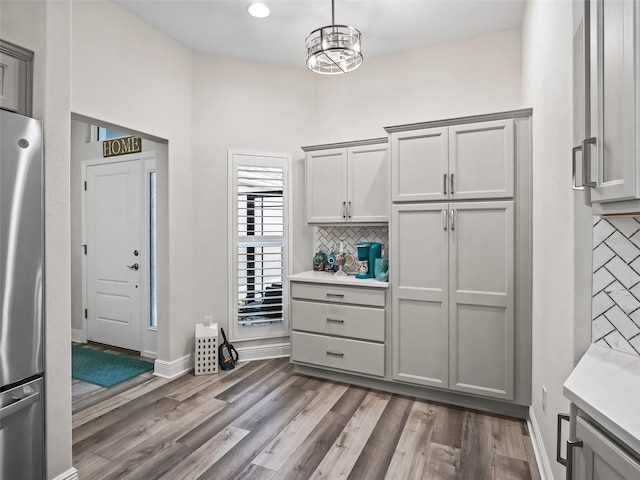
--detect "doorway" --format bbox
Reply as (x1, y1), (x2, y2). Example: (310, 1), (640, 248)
(71, 117), (166, 359)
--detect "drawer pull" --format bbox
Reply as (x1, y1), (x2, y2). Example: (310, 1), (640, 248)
(326, 293), (344, 298)
(326, 351), (344, 357)
(326, 318), (345, 324)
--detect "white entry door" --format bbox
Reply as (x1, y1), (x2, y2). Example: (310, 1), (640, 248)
(86, 160), (142, 351)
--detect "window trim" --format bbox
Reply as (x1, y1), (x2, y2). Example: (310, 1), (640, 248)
(228, 149), (292, 342)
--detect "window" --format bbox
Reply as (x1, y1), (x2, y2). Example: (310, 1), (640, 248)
(229, 151), (290, 341)
(149, 171), (157, 328)
(97, 127), (126, 140)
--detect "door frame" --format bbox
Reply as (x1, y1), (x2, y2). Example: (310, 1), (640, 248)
(80, 151), (157, 357)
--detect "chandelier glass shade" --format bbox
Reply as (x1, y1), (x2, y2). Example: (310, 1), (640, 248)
(305, 1), (363, 74)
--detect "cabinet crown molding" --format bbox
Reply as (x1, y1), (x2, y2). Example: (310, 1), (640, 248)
(301, 137), (388, 152)
(384, 108), (533, 133)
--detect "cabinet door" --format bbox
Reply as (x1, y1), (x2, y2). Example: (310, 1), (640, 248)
(573, 416), (640, 480)
(0, 52), (21, 113)
(391, 203), (449, 388)
(449, 201), (514, 400)
(449, 120), (514, 200)
(306, 148), (348, 223)
(588, 0), (637, 203)
(348, 143), (389, 222)
(390, 127), (448, 202)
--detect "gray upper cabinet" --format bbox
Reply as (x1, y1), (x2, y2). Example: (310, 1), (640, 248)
(575, 0), (640, 213)
(449, 121), (515, 200)
(0, 40), (33, 117)
(571, 416), (640, 480)
(390, 127), (448, 202)
(305, 148), (348, 224)
(304, 140), (389, 224)
(390, 119), (514, 202)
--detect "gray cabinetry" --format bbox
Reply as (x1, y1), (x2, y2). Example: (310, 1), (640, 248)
(387, 110), (530, 404)
(569, 415), (640, 480)
(391, 201), (515, 400)
(575, 0), (640, 213)
(304, 139), (389, 224)
(389, 119), (514, 203)
(0, 40), (33, 117)
(305, 147), (347, 223)
(563, 344), (640, 480)
(390, 127), (448, 202)
(290, 280), (387, 378)
(291, 110), (530, 414)
(391, 203), (449, 388)
(449, 201), (514, 400)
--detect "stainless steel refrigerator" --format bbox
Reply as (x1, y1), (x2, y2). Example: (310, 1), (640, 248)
(0, 109), (45, 479)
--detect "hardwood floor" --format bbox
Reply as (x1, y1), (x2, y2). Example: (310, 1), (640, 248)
(72, 357), (541, 480)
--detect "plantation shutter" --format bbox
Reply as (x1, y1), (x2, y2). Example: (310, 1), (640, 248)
(229, 152), (290, 341)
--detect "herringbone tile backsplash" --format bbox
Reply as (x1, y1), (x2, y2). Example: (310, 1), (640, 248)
(592, 216), (640, 357)
(314, 225), (389, 274)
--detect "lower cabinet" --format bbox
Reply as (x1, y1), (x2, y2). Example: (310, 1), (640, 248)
(570, 415), (640, 480)
(291, 332), (385, 377)
(290, 281), (387, 378)
(391, 201), (515, 400)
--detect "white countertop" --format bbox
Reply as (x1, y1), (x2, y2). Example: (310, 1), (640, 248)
(288, 270), (389, 288)
(564, 343), (640, 454)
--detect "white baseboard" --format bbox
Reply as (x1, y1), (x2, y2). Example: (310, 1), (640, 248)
(52, 467), (79, 480)
(528, 406), (554, 480)
(154, 353), (193, 378)
(152, 342), (289, 378)
(71, 328), (86, 344)
(236, 342), (290, 362)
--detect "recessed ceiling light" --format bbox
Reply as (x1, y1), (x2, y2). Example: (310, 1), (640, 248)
(248, 2), (270, 18)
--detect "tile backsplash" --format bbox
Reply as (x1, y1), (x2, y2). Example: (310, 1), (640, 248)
(592, 216), (640, 356)
(314, 225), (388, 274)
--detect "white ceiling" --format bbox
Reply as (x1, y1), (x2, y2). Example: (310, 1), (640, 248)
(114, 0), (526, 68)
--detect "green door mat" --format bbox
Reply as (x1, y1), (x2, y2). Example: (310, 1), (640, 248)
(72, 345), (154, 388)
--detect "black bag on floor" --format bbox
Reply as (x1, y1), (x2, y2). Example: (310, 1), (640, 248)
(218, 327), (239, 371)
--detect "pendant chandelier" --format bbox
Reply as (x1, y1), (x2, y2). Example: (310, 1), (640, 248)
(305, 0), (363, 75)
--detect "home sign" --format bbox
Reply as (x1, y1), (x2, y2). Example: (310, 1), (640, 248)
(103, 136), (142, 157)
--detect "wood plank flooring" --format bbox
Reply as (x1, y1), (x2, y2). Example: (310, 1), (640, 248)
(73, 358), (541, 480)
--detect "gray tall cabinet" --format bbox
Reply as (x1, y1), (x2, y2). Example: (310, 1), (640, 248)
(386, 110), (532, 406)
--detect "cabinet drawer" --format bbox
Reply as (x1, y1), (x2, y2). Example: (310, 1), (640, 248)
(291, 300), (385, 342)
(291, 282), (385, 307)
(291, 331), (385, 377)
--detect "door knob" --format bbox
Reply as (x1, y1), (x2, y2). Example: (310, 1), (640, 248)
(126, 263), (139, 271)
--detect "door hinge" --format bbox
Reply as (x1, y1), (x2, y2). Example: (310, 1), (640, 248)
(84, 181), (87, 191)
(84, 308), (88, 319)
(82, 244), (87, 255)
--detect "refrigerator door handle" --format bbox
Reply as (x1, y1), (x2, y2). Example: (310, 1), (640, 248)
(0, 390), (40, 425)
